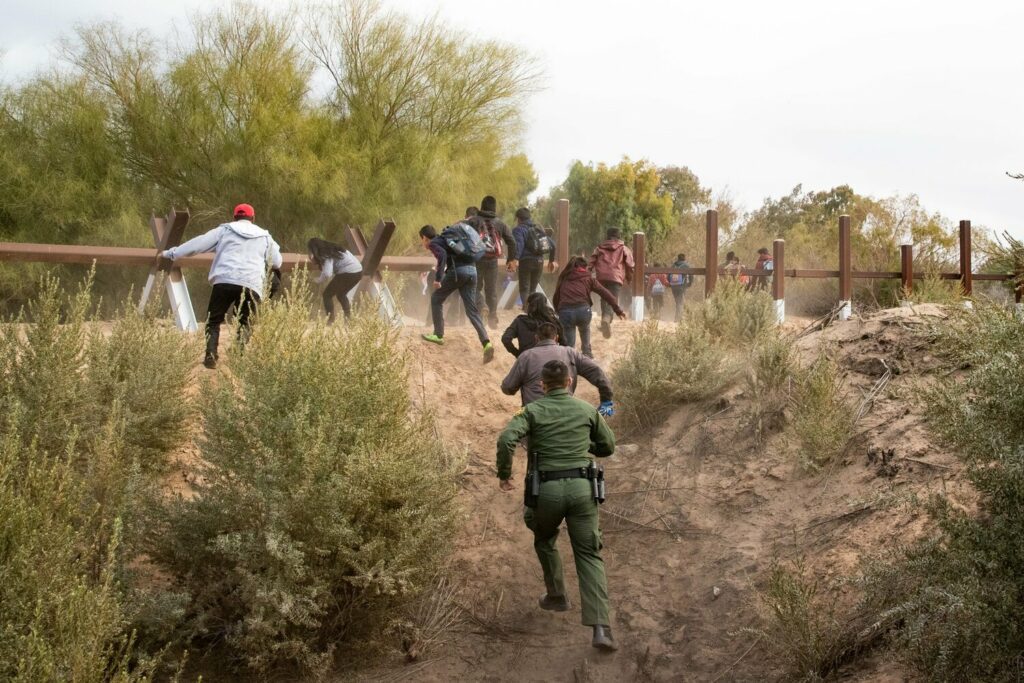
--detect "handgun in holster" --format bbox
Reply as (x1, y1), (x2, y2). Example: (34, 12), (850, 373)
(588, 462), (606, 504)
(524, 449), (540, 509)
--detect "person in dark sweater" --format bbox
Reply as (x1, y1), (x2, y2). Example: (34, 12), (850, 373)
(465, 196), (518, 329)
(501, 292), (564, 357)
(553, 257), (626, 358)
(419, 224), (495, 363)
(512, 208), (557, 309)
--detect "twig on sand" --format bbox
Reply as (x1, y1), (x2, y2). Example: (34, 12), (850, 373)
(904, 456), (952, 470)
(373, 659), (436, 682)
(711, 634), (762, 682)
(799, 505), (875, 533)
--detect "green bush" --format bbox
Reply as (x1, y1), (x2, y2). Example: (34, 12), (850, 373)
(146, 284), (463, 676)
(690, 278), (776, 346)
(744, 333), (797, 444)
(789, 355), (854, 471)
(612, 321), (738, 430)
(865, 303), (1024, 681)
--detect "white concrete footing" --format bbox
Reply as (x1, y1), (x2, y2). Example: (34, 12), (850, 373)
(837, 300), (852, 321)
(631, 296), (645, 322)
(774, 299), (785, 324)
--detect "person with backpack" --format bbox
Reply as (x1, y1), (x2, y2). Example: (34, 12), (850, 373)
(419, 224), (495, 363)
(589, 227), (634, 339)
(501, 322), (614, 410)
(162, 203), (282, 370)
(553, 256), (626, 358)
(747, 247), (773, 291)
(668, 253), (694, 322)
(465, 196), (518, 329)
(496, 359), (619, 652)
(502, 292), (564, 357)
(647, 265), (669, 320)
(513, 208), (557, 310)
(307, 237), (363, 322)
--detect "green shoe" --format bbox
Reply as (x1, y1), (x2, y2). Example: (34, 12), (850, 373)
(483, 341), (495, 364)
(422, 334), (445, 345)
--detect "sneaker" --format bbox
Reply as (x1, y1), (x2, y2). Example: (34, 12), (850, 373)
(592, 625), (618, 651)
(488, 316), (500, 330)
(203, 353), (217, 370)
(483, 341), (495, 364)
(421, 334), (445, 345)
(538, 593), (571, 612)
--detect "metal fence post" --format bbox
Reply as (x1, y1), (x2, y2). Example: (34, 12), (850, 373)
(631, 232), (646, 321)
(900, 244), (914, 306)
(772, 239), (785, 324)
(959, 219), (973, 301)
(838, 215), (852, 320)
(704, 210), (718, 297)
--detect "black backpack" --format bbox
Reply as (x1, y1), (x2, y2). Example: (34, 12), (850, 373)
(524, 224), (552, 257)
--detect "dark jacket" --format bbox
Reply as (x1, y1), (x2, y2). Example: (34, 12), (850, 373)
(589, 239), (634, 284)
(501, 314), (565, 357)
(465, 215), (517, 261)
(513, 220), (555, 263)
(553, 267), (624, 315)
(670, 259), (694, 287)
(428, 235), (475, 282)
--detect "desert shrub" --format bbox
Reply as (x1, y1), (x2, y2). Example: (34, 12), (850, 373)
(902, 272), (964, 306)
(744, 333), (797, 444)
(613, 321), (738, 430)
(749, 561), (878, 682)
(0, 412), (153, 682)
(690, 278), (776, 346)
(146, 283), (463, 676)
(789, 355), (854, 471)
(864, 302), (1024, 680)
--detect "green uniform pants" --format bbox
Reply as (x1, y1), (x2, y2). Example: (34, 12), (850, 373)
(523, 478), (610, 626)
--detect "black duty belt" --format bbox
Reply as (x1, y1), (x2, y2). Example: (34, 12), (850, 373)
(539, 467), (591, 482)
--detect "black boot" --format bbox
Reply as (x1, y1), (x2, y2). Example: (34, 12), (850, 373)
(538, 594), (571, 612)
(592, 625), (617, 651)
(204, 327), (220, 369)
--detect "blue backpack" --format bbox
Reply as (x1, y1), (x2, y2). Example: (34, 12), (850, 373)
(441, 222), (486, 262)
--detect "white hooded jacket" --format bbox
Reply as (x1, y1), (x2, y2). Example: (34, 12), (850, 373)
(163, 220), (283, 298)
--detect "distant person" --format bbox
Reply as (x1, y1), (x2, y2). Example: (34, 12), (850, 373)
(419, 224), (495, 363)
(501, 322), (614, 412)
(307, 237), (363, 322)
(668, 253), (694, 322)
(162, 203), (282, 369)
(747, 247), (772, 291)
(465, 196), (518, 329)
(496, 359), (619, 652)
(647, 265), (669, 320)
(513, 208), (557, 309)
(553, 256), (625, 358)
(502, 292), (564, 357)
(589, 227), (634, 338)
(722, 251), (743, 280)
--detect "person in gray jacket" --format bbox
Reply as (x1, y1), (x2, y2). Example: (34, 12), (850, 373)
(501, 322), (614, 412)
(308, 237), (363, 322)
(162, 203), (283, 369)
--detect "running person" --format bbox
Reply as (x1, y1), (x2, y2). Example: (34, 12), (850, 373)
(307, 237), (363, 322)
(553, 257), (625, 358)
(501, 292), (564, 357)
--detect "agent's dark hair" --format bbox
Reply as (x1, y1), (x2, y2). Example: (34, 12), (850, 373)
(465, 206), (479, 218)
(419, 224), (437, 239)
(307, 237), (347, 266)
(541, 359), (570, 387)
(606, 227), (621, 240)
(515, 207), (531, 222)
(676, 253), (687, 261)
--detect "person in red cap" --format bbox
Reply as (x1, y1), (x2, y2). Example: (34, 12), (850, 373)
(163, 203), (283, 368)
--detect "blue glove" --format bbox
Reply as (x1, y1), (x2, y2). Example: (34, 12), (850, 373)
(598, 401), (614, 417)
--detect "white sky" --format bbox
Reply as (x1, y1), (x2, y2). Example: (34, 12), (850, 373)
(4, 0), (1023, 238)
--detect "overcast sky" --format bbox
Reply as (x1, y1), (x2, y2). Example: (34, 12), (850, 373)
(4, 0), (1023, 238)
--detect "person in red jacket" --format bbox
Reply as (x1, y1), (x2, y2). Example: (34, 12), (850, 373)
(747, 247), (772, 291)
(588, 228), (634, 339)
(646, 266), (669, 320)
(554, 257), (626, 358)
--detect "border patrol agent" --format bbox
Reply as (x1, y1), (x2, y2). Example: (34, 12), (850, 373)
(496, 359), (618, 651)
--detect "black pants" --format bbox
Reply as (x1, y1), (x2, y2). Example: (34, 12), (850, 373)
(431, 266), (489, 344)
(476, 258), (500, 323)
(518, 260), (544, 309)
(598, 280), (622, 324)
(323, 272), (362, 321)
(206, 283), (261, 359)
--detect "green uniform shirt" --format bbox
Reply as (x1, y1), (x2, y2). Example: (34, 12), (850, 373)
(496, 388), (616, 480)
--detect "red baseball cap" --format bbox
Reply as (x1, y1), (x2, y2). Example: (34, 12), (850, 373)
(233, 203), (255, 219)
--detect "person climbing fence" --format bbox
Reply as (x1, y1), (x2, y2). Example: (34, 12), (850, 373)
(307, 237), (363, 322)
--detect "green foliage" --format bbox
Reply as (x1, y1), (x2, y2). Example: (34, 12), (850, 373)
(749, 561), (863, 682)
(744, 333), (797, 444)
(789, 355), (854, 471)
(902, 272), (964, 305)
(862, 304), (1024, 680)
(983, 230), (1024, 299)
(691, 278), (776, 346)
(612, 321), (738, 431)
(146, 283), (463, 675)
